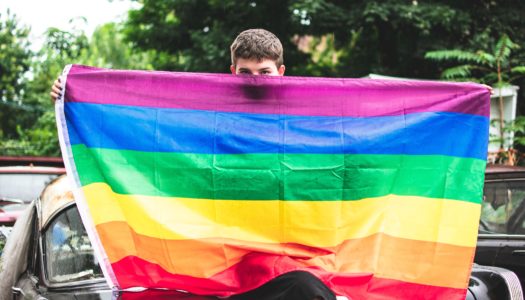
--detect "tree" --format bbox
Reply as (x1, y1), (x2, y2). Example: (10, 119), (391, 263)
(0, 10), (32, 139)
(291, 0), (525, 78)
(0, 10), (31, 103)
(123, 0), (309, 74)
(425, 34), (525, 155)
(1, 22), (155, 156)
(123, 0), (525, 79)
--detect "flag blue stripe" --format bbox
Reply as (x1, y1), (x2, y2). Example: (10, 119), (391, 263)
(65, 102), (489, 159)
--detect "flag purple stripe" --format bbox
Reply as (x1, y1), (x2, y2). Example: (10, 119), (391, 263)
(65, 65), (490, 117)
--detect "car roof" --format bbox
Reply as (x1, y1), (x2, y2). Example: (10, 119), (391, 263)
(0, 166), (65, 174)
(38, 175), (75, 229)
(0, 156), (65, 174)
(485, 164), (525, 180)
(0, 156), (64, 167)
(486, 164), (525, 173)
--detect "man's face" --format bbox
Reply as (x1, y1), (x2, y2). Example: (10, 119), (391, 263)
(230, 58), (285, 76)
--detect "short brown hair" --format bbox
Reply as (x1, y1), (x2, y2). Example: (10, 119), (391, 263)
(230, 29), (284, 67)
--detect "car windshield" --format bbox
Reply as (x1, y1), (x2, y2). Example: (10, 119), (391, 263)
(482, 180), (525, 234)
(0, 173), (59, 203)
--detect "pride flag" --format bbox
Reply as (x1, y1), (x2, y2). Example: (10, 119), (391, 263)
(56, 64), (490, 299)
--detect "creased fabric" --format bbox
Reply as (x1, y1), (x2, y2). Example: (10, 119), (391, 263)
(56, 64), (490, 299)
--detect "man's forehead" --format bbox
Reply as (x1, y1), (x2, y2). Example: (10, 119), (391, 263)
(238, 66), (272, 70)
(236, 58), (277, 66)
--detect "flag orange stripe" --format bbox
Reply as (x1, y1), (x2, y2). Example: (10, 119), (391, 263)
(98, 221), (474, 289)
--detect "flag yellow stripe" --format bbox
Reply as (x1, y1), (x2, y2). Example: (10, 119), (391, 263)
(82, 182), (481, 247)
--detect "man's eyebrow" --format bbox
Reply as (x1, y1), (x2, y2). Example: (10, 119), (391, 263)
(258, 67), (271, 71)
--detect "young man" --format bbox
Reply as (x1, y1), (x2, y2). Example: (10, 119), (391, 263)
(49, 29), (337, 300)
(230, 29), (285, 76)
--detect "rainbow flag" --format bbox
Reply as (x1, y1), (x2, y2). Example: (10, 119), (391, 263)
(56, 64), (490, 299)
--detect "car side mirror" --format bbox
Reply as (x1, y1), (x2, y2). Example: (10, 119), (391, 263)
(11, 286), (23, 297)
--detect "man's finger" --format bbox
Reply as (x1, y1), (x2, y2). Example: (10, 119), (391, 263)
(50, 91), (62, 102)
(52, 85), (62, 94)
(54, 79), (63, 89)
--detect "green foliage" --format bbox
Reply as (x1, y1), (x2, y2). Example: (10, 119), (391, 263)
(0, 10), (31, 102)
(440, 65), (475, 80)
(122, 0), (525, 79)
(0, 111), (60, 156)
(495, 34), (514, 63)
(2, 21), (155, 157)
(490, 117), (525, 165)
(424, 50), (491, 65)
(425, 34), (523, 85)
(510, 67), (525, 83)
(123, 0), (309, 73)
(0, 10), (32, 138)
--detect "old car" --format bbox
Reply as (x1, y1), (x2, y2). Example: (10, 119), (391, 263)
(0, 174), (523, 300)
(0, 175), (216, 300)
(475, 164), (525, 291)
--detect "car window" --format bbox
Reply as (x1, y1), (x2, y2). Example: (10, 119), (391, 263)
(482, 180), (525, 234)
(0, 173), (59, 203)
(43, 206), (103, 283)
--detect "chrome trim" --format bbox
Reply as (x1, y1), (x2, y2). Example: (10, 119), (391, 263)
(485, 179), (525, 183)
(474, 265), (524, 300)
(11, 286), (24, 296)
(478, 234), (525, 240)
(40, 201), (76, 231)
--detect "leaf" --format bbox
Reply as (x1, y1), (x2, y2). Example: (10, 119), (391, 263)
(511, 66), (525, 74)
(514, 137), (525, 147)
(441, 65), (472, 79)
(494, 34), (515, 62)
(425, 50), (485, 64)
(476, 51), (495, 66)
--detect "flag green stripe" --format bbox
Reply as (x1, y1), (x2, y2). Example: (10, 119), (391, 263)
(72, 144), (485, 203)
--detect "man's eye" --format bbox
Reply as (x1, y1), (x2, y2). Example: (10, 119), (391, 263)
(239, 70), (251, 74)
(261, 71), (271, 75)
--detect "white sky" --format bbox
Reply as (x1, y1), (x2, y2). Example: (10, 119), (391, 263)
(3, 0), (140, 50)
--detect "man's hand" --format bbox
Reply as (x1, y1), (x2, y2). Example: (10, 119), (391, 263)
(50, 78), (62, 103)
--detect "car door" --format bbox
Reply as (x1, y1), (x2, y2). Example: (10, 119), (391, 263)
(475, 176), (525, 288)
